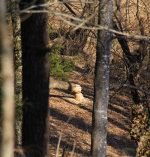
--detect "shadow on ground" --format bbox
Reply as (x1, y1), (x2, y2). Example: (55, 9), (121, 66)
(49, 104), (136, 156)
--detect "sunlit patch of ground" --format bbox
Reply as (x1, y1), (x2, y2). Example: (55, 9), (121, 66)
(49, 62), (136, 156)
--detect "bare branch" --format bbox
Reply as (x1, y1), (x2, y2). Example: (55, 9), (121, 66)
(14, 8), (150, 41)
(110, 84), (150, 96)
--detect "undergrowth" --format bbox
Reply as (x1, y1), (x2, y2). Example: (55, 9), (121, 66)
(50, 45), (75, 80)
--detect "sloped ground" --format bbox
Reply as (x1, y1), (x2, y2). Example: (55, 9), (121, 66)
(49, 62), (137, 157)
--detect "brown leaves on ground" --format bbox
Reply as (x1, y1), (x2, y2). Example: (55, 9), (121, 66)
(49, 63), (136, 157)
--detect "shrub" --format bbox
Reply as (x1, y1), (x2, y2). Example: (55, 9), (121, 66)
(48, 25), (58, 40)
(50, 45), (75, 80)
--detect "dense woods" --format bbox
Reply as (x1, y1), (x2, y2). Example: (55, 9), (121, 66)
(0, 0), (150, 157)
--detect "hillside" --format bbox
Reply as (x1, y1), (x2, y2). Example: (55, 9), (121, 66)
(49, 60), (137, 157)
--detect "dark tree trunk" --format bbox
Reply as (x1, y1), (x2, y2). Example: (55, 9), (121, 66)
(91, 0), (113, 157)
(20, 0), (50, 157)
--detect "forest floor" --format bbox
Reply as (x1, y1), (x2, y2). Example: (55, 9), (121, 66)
(49, 60), (137, 157)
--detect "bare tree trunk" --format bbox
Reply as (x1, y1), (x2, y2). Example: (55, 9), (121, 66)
(10, 0), (23, 149)
(20, 0), (50, 157)
(11, 0), (21, 71)
(0, 0), (15, 157)
(91, 0), (113, 157)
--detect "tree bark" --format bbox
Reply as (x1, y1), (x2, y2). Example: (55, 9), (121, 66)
(91, 0), (113, 157)
(20, 0), (50, 157)
(0, 0), (15, 157)
(11, 0), (21, 71)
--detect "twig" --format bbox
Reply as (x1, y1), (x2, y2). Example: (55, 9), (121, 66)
(70, 140), (76, 157)
(55, 116), (72, 157)
(110, 84), (150, 96)
(72, 13), (96, 32)
(8, 8), (150, 41)
(56, 134), (62, 157)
